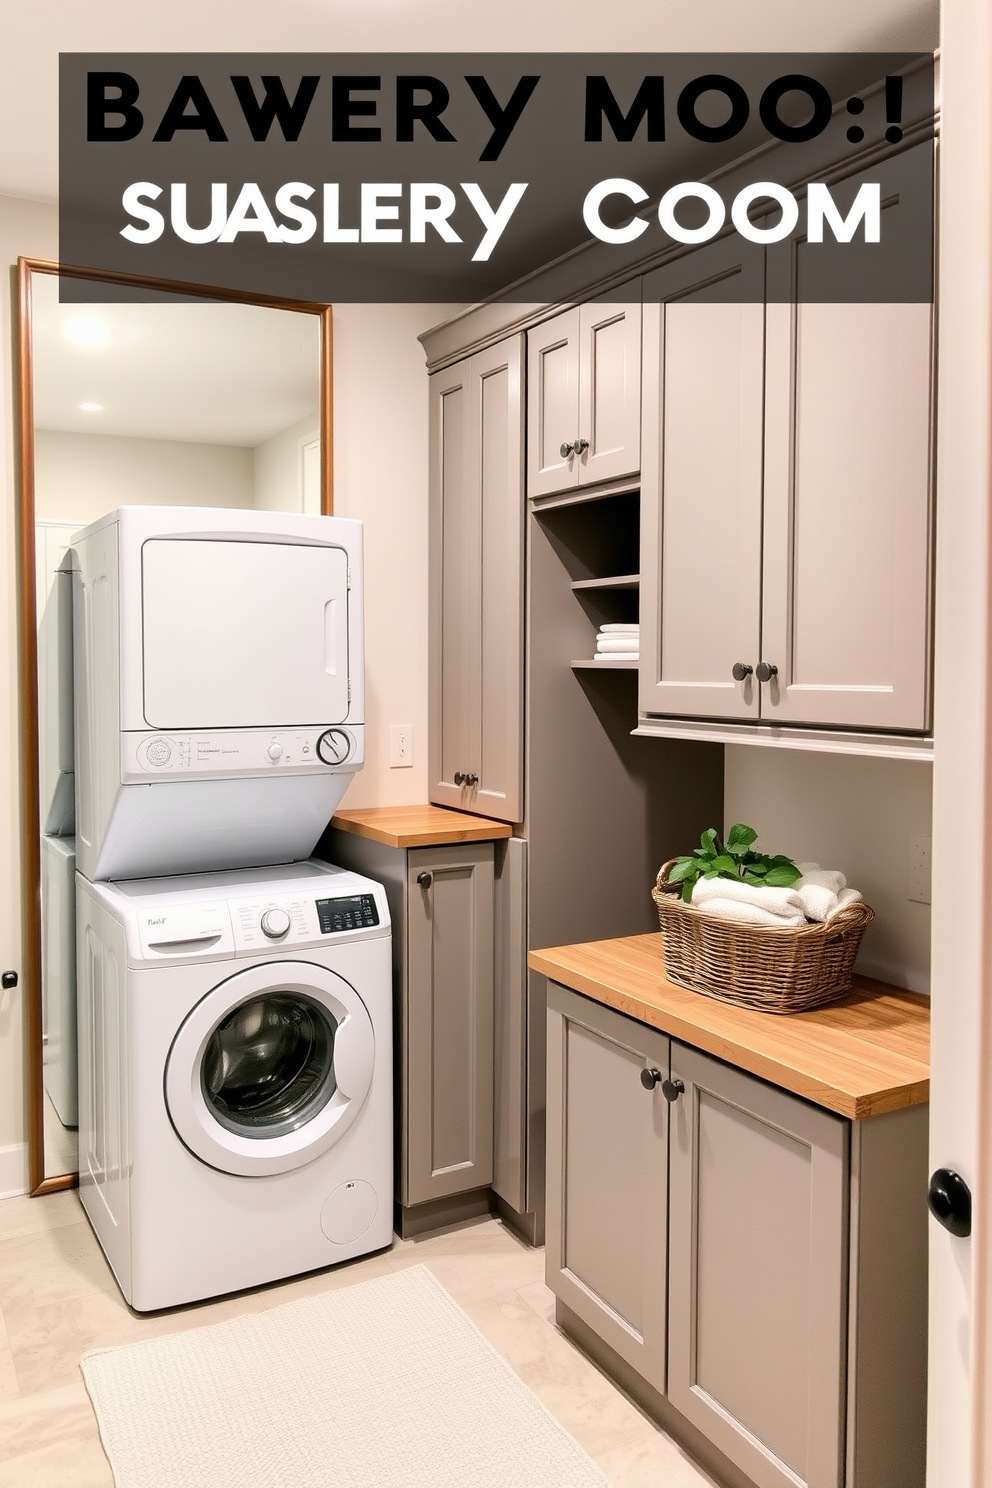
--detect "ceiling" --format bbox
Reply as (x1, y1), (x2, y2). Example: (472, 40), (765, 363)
(3, 0), (940, 205)
(31, 273), (320, 444)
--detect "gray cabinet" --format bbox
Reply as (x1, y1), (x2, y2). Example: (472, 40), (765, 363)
(321, 829), (498, 1229)
(527, 301), (642, 497)
(668, 1042), (848, 1488)
(546, 985), (929, 1488)
(428, 337), (524, 823)
(405, 843), (494, 1205)
(639, 147), (933, 734)
(546, 984), (669, 1394)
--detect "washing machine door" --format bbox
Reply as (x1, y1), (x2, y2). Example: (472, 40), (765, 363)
(165, 961), (375, 1177)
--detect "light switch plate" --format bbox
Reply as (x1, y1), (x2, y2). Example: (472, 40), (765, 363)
(389, 724), (413, 768)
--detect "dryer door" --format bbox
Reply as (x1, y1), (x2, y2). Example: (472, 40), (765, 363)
(141, 539), (350, 729)
(165, 961), (374, 1177)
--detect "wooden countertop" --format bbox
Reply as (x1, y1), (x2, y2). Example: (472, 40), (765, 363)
(330, 805), (513, 849)
(529, 933), (930, 1120)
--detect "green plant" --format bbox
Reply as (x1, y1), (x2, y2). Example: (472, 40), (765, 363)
(667, 824), (802, 904)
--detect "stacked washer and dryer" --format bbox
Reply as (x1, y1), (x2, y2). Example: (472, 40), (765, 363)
(70, 507), (393, 1311)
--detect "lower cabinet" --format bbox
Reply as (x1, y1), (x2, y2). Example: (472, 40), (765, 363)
(322, 828), (497, 1230)
(404, 842), (494, 1207)
(546, 983), (928, 1488)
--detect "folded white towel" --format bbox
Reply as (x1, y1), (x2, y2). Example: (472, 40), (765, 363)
(598, 623), (640, 634)
(597, 635), (641, 653)
(593, 650), (638, 660)
(692, 875), (805, 918)
(796, 863), (847, 894)
(694, 896), (807, 928)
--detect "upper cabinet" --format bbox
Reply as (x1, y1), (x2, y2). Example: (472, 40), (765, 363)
(639, 148), (934, 737)
(428, 336), (525, 823)
(528, 301), (642, 497)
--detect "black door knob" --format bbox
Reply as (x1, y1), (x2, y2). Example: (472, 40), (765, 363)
(928, 1168), (972, 1237)
(640, 1067), (662, 1089)
(1, 971), (17, 989)
(661, 1076), (685, 1103)
(755, 661), (778, 683)
(732, 662), (753, 682)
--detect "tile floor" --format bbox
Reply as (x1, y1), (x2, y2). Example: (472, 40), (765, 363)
(0, 1191), (716, 1487)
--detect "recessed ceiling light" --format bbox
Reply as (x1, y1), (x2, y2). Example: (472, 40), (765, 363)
(79, 402), (104, 413)
(65, 315), (110, 349)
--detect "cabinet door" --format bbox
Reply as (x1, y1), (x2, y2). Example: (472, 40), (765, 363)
(761, 149), (934, 731)
(527, 307), (580, 496)
(639, 239), (765, 720)
(546, 983), (669, 1395)
(577, 300), (642, 487)
(429, 338), (524, 822)
(668, 1043), (848, 1488)
(403, 843), (494, 1206)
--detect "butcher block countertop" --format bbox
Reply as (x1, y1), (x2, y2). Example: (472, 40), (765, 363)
(331, 805), (513, 850)
(529, 933), (930, 1121)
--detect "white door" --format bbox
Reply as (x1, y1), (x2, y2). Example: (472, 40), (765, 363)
(165, 960), (375, 1176)
(141, 538), (350, 728)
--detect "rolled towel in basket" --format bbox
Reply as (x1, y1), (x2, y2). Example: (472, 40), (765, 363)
(692, 875), (805, 919)
(796, 863), (847, 894)
(825, 886), (864, 921)
(692, 896), (807, 928)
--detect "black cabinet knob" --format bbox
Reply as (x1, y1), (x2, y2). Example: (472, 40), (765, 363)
(928, 1168), (972, 1237)
(732, 662), (753, 682)
(416, 872), (433, 889)
(1, 971), (16, 989)
(755, 661), (778, 683)
(661, 1076), (686, 1103)
(640, 1067), (662, 1090)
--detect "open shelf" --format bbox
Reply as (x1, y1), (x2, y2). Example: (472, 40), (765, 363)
(571, 574), (640, 592)
(571, 658), (639, 670)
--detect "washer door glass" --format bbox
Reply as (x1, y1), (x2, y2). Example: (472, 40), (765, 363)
(166, 961), (376, 1178)
(201, 993), (337, 1138)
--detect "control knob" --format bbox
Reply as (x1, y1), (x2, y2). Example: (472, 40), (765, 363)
(260, 908), (291, 940)
(317, 729), (351, 765)
(146, 738), (173, 767)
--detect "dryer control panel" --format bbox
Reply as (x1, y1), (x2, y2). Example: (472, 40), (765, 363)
(121, 726), (364, 782)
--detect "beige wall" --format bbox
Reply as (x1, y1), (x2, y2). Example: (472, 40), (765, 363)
(331, 303), (454, 810)
(253, 413), (319, 514)
(724, 746), (932, 992)
(34, 429), (255, 523)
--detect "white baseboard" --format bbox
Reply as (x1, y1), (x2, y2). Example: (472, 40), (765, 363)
(0, 1143), (29, 1200)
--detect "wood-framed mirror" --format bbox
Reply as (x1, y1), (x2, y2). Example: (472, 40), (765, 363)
(14, 257), (334, 1194)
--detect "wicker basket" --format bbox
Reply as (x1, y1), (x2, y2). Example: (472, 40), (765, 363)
(651, 860), (875, 1014)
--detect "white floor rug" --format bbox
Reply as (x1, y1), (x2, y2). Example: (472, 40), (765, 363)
(81, 1263), (610, 1488)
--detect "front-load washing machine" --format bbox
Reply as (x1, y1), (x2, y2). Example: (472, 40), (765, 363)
(71, 506), (365, 881)
(76, 860), (392, 1311)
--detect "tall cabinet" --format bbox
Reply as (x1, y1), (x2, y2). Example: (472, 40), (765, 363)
(422, 302), (724, 1242)
(428, 336), (525, 823)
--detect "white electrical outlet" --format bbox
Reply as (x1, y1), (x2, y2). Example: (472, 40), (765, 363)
(389, 724), (414, 768)
(908, 834), (931, 904)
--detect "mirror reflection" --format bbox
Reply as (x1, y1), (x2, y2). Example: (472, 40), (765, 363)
(31, 272), (323, 1182)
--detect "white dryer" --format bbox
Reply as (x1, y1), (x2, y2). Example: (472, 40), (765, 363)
(71, 506), (365, 881)
(76, 860), (392, 1312)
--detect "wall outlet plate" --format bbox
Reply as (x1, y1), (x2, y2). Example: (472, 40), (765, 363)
(389, 724), (414, 768)
(908, 833), (931, 904)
